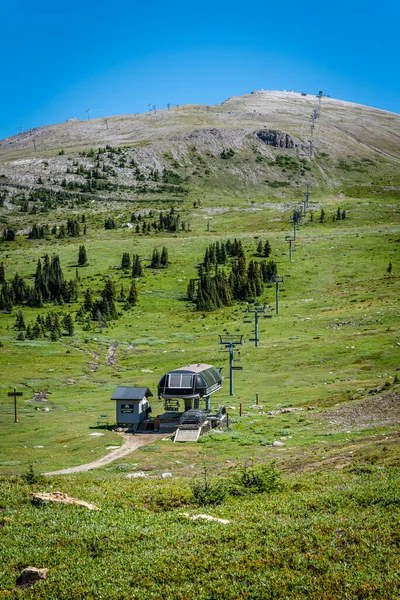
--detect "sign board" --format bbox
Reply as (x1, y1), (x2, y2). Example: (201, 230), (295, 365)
(120, 404), (134, 414)
(8, 392), (23, 396)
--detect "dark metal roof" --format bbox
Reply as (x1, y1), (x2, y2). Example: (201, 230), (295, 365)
(111, 387), (153, 401)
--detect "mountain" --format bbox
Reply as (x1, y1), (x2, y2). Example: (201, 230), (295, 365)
(0, 90), (399, 201)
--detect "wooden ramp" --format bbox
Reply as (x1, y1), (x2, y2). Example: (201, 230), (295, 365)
(174, 428), (201, 443)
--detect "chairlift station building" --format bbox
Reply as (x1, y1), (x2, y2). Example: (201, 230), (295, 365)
(158, 363), (223, 411)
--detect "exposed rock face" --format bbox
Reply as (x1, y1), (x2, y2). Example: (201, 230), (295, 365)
(255, 129), (295, 148)
(16, 567), (48, 589)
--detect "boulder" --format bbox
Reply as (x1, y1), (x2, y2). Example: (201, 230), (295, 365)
(16, 567), (48, 589)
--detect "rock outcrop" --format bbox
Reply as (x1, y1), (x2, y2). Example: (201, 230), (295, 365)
(255, 129), (295, 148)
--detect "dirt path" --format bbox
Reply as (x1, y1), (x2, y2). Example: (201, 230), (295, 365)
(44, 432), (166, 476)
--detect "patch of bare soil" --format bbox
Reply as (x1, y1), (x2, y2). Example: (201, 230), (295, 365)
(43, 432), (165, 475)
(320, 389), (400, 431)
(105, 343), (118, 366)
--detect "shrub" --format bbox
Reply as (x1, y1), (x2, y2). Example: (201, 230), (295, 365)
(229, 461), (282, 496)
(191, 460), (227, 506)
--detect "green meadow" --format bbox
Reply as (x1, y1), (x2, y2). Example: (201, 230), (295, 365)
(0, 185), (399, 598)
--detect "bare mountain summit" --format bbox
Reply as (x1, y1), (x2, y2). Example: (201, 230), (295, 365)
(0, 90), (399, 202)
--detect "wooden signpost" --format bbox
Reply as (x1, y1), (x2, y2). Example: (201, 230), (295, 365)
(8, 388), (22, 422)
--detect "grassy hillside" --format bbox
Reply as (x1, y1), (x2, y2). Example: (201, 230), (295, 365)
(0, 91), (399, 598)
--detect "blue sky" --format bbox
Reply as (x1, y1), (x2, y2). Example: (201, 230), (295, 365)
(1, 0), (399, 140)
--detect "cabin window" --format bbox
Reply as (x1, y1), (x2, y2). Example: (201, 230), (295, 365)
(181, 374), (193, 387)
(168, 374), (193, 388)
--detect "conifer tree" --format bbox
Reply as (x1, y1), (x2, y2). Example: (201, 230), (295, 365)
(0, 262), (5, 284)
(126, 282), (138, 306)
(160, 246), (169, 267)
(78, 245), (87, 266)
(151, 248), (160, 268)
(121, 252), (131, 270)
(83, 287), (93, 311)
(14, 310), (26, 330)
(263, 240), (271, 258)
(131, 254), (143, 277)
(63, 313), (74, 336)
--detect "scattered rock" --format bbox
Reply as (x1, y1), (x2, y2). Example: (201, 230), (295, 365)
(30, 492), (100, 510)
(32, 391), (48, 402)
(182, 513), (230, 524)
(16, 567), (48, 589)
(126, 472), (147, 478)
(272, 440), (285, 447)
(89, 433), (104, 436)
(162, 472), (172, 478)
(368, 386), (383, 394)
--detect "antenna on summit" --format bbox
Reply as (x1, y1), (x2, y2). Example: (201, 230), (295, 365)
(86, 109), (91, 121)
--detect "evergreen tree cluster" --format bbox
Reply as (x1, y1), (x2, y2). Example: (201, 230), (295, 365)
(76, 279), (121, 330)
(332, 207), (346, 221)
(120, 252), (143, 276)
(104, 217), (117, 229)
(28, 223), (50, 239)
(2, 228), (16, 241)
(18, 310), (74, 341)
(0, 255), (78, 312)
(256, 240), (271, 257)
(151, 247), (169, 268)
(67, 218), (80, 236)
(130, 207), (189, 234)
(187, 238), (278, 311)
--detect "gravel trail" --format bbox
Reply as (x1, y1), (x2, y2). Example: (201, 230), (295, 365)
(44, 432), (165, 475)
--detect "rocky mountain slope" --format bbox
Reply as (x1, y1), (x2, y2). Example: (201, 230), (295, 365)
(0, 90), (399, 201)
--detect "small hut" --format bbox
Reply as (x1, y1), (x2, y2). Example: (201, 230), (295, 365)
(111, 387), (153, 427)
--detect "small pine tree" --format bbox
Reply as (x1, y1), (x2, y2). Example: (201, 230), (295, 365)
(121, 252), (131, 270)
(341, 209), (346, 220)
(63, 313), (74, 336)
(387, 261), (393, 274)
(83, 287), (93, 311)
(263, 240), (271, 258)
(131, 254), (143, 277)
(14, 310), (26, 331)
(336, 207), (341, 220)
(78, 245), (87, 266)
(160, 246), (169, 267)
(319, 208), (326, 223)
(0, 262), (5, 284)
(151, 248), (160, 268)
(256, 241), (263, 256)
(126, 282), (138, 306)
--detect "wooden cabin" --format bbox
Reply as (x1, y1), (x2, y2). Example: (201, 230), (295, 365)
(111, 386), (153, 427)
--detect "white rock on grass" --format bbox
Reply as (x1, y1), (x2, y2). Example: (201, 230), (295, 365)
(126, 472), (147, 478)
(181, 513), (230, 524)
(272, 440), (285, 447)
(162, 472), (172, 478)
(89, 433), (104, 436)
